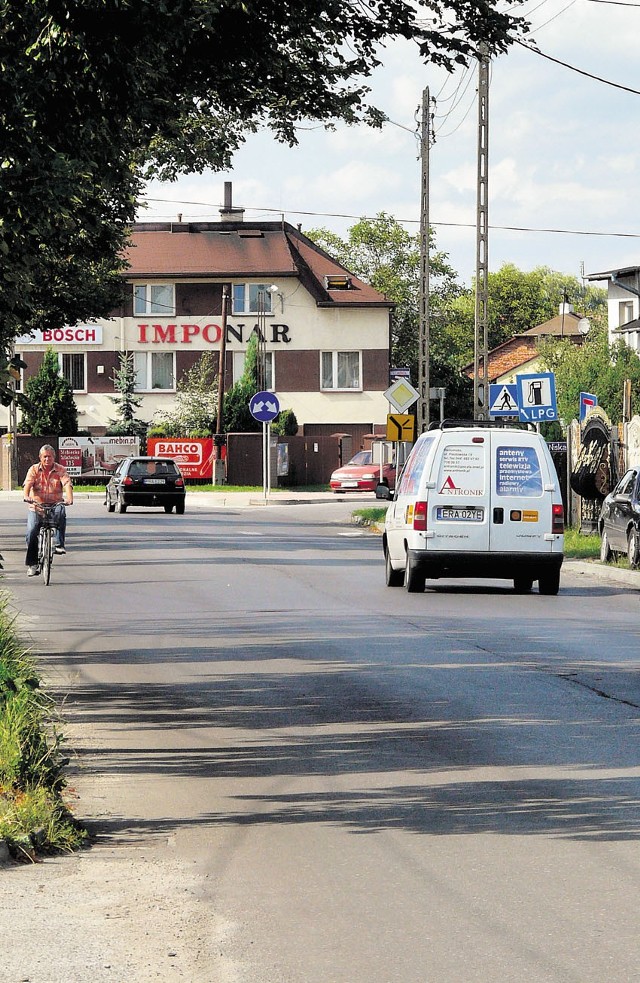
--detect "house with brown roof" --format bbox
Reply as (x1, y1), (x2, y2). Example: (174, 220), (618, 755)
(462, 303), (589, 386)
(10, 187), (393, 444)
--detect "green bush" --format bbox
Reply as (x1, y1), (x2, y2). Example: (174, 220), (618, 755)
(0, 595), (86, 859)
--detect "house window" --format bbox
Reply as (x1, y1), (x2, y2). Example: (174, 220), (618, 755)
(619, 300), (634, 326)
(321, 351), (361, 390)
(232, 283), (273, 315)
(232, 350), (274, 390)
(133, 283), (175, 316)
(134, 351), (175, 391)
(59, 353), (86, 392)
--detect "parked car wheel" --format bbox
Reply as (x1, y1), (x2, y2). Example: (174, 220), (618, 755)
(600, 530), (613, 563)
(404, 554), (426, 594)
(539, 568), (560, 596)
(627, 528), (640, 568)
(385, 546), (404, 587)
(176, 502), (185, 515)
(513, 576), (533, 593)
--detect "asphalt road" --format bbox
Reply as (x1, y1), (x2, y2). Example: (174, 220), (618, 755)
(2, 498), (640, 982)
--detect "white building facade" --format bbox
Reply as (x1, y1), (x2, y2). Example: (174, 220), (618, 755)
(8, 208), (393, 443)
(586, 265), (640, 351)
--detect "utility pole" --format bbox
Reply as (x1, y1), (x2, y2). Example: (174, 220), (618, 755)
(215, 283), (229, 440)
(474, 49), (490, 420)
(417, 87), (431, 434)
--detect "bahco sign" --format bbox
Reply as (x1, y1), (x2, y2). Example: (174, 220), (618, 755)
(147, 438), (214, 479)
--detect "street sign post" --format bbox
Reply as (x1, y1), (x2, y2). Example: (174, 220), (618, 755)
(489, 383), (519, 418)
(516, 372), (558, 423)
(386, 413), (415, 442)
(249, 391), (280, 500)
(384, 379), (420, 414)
(580, 392), (598, 422)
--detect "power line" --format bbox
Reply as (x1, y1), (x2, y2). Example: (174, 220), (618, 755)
(584, 0), (640, 5)
(516, 39), (640, 94)
(140, 198), (640, 238)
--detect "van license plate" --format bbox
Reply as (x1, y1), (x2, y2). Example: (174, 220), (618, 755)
(437, 506), (484, 521)
(145, 478), (165, 485)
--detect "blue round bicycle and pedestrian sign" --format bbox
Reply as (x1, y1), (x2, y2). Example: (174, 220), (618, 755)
(249, 391), (280, 423)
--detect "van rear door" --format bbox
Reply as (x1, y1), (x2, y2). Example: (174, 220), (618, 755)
(429, 431), (491, 553)
(488, 431), (554, 554)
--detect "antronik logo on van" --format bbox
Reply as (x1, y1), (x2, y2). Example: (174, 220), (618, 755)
(439, 475), (484, 496)
(438, 445), (485, 496)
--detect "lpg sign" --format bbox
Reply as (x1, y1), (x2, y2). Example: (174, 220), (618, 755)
(147, 438), (214, 479)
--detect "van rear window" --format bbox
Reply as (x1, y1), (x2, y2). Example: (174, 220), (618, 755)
(396, 435), (435, 496)
(495, 446), (543, 496)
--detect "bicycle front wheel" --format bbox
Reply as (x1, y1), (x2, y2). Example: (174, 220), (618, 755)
(41, 526), (52, 586)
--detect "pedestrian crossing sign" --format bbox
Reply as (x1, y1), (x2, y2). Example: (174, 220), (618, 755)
(489, 383), (519, 417)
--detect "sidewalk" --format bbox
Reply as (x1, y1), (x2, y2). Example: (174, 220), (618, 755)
(0, 487), (344, 507)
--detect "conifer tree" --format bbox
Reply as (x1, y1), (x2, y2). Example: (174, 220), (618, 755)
(21, 348), (78, 436)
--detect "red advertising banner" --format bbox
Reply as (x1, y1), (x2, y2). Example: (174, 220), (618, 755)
(147, 438), (214, 479)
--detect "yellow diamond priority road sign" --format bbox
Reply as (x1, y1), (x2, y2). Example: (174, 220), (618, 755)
(384, 379), (420, 414)
(386, 413), (415, 442)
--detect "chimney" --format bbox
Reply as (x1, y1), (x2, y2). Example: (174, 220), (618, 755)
(219, 181), (244, 223)
(559, 300), (574, 316)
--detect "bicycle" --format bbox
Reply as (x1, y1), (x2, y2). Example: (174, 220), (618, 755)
(24, 501), (64, 586)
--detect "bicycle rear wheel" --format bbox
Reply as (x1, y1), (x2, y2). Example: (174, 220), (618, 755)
(40, 526), (52, 585)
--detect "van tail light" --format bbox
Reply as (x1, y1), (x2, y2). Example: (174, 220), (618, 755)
(123, 476), (133, 486)
(175, 477), (184, 487)
(552, 504), (564, 534)
(413, 501), (428, 531)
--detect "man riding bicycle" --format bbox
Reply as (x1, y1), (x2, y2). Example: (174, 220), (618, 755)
(23, 444), (73, 577)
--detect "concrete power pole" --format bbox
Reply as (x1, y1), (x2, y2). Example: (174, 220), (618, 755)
(417, 87), (431, 434)
(474, 50), (490, 420)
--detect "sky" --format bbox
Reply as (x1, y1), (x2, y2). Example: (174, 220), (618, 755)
(139, 0), (640, 289)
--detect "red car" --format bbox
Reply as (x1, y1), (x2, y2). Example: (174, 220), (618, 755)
(330, 450), (396, 494)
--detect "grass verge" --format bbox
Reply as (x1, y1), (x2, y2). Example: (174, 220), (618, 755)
(0, 595), (86, 862)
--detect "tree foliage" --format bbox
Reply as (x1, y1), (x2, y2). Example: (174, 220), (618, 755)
(308, 214), (471, 416)
(539, 321), (640, 425)
(449, 265), (608, 362)
(272, 409), (299, 437)
(222, 335), (262, 434)
(1, 0), (527, 350)
(105, 352), (147, 438)
(21, 349), (78, 436)
(151, 352), (219, 437)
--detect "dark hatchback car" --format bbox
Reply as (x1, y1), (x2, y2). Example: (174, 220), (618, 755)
(598, 467), (640, 567)
(105, 456), (186, 514)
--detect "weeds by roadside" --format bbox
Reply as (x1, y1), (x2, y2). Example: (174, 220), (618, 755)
(0, 595), (86, 862)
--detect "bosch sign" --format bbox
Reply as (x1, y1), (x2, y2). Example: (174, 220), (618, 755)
(17, 326), (103, 345)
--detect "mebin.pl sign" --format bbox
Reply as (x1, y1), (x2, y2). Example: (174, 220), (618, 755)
(58, 436), (139, 477)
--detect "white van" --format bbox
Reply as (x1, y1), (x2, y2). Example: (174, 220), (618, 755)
(379, 421), (564, 595)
